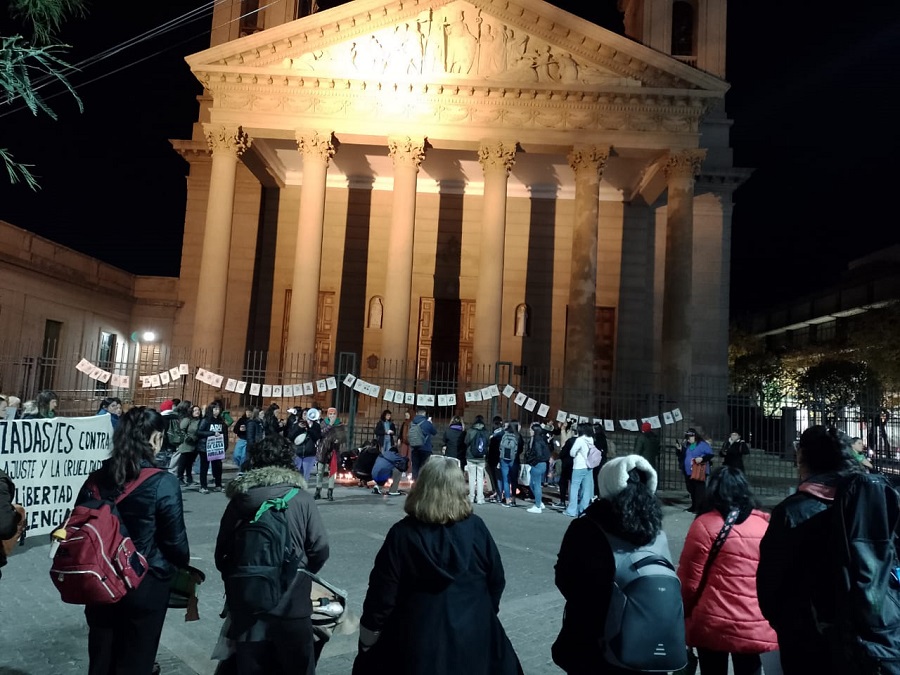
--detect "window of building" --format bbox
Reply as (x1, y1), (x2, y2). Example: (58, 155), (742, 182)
(38, 319), (62, 391)
(816, 320), (836, 343)
(671, 0), (695, 57)
(240, 0), (261, 36)
(96, 331), (117, 394)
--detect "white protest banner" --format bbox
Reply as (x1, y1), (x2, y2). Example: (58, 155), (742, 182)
(0, 415), (114, 537)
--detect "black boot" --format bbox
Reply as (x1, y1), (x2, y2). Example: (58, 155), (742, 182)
(327, 488), (334, 501)
(314, 488), (321, 500)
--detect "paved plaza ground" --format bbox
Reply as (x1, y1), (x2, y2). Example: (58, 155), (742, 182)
(0, 471), (785, 675)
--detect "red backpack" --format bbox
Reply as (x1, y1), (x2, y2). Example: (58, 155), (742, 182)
(50, 468), (161, 605)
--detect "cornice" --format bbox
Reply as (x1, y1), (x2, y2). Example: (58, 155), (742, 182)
(202, 79), (709, 136)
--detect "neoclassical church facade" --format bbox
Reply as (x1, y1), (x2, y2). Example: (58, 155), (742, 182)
(170, 0), (747, 417)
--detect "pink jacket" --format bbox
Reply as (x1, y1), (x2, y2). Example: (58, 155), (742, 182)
(677, 509), (778, 654)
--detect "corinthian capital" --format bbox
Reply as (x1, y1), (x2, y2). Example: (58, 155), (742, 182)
(664, 149), (707, 180)
(388, 136), (427, 169)
(204, 125), (251, 157)
(567, 145), (610, 178)
(478, 140), (517, 175)
(295, 130), (337, 164)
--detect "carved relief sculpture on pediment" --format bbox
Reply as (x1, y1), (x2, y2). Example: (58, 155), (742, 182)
(280, 1), (635, 88)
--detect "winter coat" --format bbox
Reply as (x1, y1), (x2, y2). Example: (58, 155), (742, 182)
(633, 431), (660, 468)
(683, 440), (714, 477)
(409, 414), (438, 450)
(372, 448), (407, 484)
(465, 423), (491, 461)
(374, 419), (398, 451)
(317, 420), (346, 464)
(553, 499), (671, 675)
(75, 461), (190, 581)
(215, 466), (329, 637)
(353, 513), (522, 675)
(245, 418), (264, 449)
(720, 440), (750, 472)
(442, 423), (465, 461)
(677, 509), (777, 654)
(177, 416), (200, 454)
(757, 473), (848, 674)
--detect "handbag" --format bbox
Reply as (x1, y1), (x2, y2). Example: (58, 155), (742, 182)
(169, 565), (206, 621)
(689, 461), (706, 481)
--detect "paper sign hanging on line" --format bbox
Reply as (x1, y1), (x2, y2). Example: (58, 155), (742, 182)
(169, 367), (181, 381)
(76, 358), (93, 373)
(471, 389), (484, 401)
(502, 384), (515, 398)
(261, 384), (272, 397)
(524, 398), (537, 411)
(672, 408), (683, 422)
(353, 378), (366, 392)
(424, 394), (435, 407)
(537, 403), (549, 418)
(195, 368), (207, 382)
(604, 419), (615, 432)
(88, 367), (103, 380)
(224, 378), (238, 392)
(401, 392), (412, 404)
(301, 382), (313, 395)
(438, 394), (448, 407)
(326, 377), (337, 390)
(480, 387), (493, 400)
(593, 418), (602, 425)
(384, 388), (395, 401)
(249, 383), (260, 396)
(272, 385), (282, 397)
(488, 385), (500, 398)
(446, 394), (457, 406)
(392, 391), (403, 404)
(235, 381), (247, 394)
(150, 374), (162, 388)
(369, 385), (380, 398)
(619, 419), (639, 431)
(663, 411), (674, 424)
(120, 375), (130, 388)
(160, 371), (171, 385)
(343, 374), (357, 388)
(464, 390), (475, 402)
(316, 380), (327, 393)
(110, 374), (122, 388)
(556, 409), (568, 423)
(287, 384), (299, 396)
(179, 363), (190, 375)
(514, 392), (527, 406)
(648, 416), (662, 429)
(416, 394), (427, 407)
(98, 371), (111, 383)
(211, 374), (224, 388)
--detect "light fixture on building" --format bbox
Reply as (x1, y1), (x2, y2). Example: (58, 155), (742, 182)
(142, 331), (157, 342)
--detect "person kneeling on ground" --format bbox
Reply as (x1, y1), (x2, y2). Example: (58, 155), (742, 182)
(370, 445), (407, 496)
(215, 434), (330, 675)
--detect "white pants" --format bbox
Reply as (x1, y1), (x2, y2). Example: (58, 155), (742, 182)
(466, 459), (486, 503)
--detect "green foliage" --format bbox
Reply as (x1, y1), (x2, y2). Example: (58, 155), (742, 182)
(796, 359), (884, 420)
(2, 0), (85, 189)
(730, 351), (792, 415)
(846, 303), (900, 390)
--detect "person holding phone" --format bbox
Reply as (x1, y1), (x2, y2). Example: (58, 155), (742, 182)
(196, 401), (228, 494)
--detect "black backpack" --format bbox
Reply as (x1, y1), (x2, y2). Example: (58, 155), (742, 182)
(467, 427), (489, 459)
(828, 471), (900, 673)
(223, 488), (301, 616)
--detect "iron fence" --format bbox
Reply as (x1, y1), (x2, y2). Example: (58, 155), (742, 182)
(3, 341), (897, 497)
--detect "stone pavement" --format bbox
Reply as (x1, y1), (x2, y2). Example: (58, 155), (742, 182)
(0, 473), (783, 675)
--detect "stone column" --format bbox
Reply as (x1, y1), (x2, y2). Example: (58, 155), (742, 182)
(192, 124), (250, 366)
(661, 149), (706, 402)
(472, 139), (517, 374)
(382, 136), (427, 371)
(286, 130), (336, 363)
(562, 145), (609, 412)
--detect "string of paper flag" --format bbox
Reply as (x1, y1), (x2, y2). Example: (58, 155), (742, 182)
(73, 358), (685, 432)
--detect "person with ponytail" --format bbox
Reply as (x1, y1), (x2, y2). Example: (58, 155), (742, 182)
(75, 406), (190, 675)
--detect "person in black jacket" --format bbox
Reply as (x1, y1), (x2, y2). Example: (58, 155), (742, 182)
(196, 401), (229, 494)
(78, 407), (190, 675)
(216, 434), (329, 675)
(756, 426), (864, 675)
(0, 468), (24, 577)
(720, 431), (751, 472)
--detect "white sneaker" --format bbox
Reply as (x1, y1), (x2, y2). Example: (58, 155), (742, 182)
(539, 503), (546, 510)
(526, 505), (542, 514)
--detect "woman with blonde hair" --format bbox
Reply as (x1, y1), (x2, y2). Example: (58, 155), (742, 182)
(353, 456), (523, 675)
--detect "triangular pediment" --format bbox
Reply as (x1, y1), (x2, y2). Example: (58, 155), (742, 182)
(187, 0), (727, 95)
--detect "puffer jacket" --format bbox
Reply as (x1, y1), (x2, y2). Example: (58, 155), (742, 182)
(678, 509), (777, 654)
(215, 466), (329, 630)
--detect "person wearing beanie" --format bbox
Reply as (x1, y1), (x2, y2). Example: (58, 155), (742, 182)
(159, 399), (174, 414)
(633, 421), (661, 472)
(552, 455), (670, 674)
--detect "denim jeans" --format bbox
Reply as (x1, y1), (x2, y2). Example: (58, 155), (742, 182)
(232, 438), (247, 469)
(499, 459), (515, 502)
(300, 456), (316, 483)
(565, 468), (593, 516)
(529, 462), (547, 507)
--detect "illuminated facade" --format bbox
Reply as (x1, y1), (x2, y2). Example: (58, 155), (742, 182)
(171, 0), (747, 412)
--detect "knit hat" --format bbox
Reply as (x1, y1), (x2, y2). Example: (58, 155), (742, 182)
(641, 422), (652, 433)
(597, 455), (658, 499)
(159, 399), (174, 412)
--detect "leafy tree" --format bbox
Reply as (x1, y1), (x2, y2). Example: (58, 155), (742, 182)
(2, 0), (84, 188)
(731, 351), (793, 415)
(796, 359), (884, 424)
(846, 303), (900, 390)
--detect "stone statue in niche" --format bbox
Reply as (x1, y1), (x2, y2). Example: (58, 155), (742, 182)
(369, 297), (383, 329)
(515, 303), (529, 337)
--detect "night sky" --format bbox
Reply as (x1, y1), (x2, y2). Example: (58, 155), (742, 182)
(0, 1), (898, 318)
